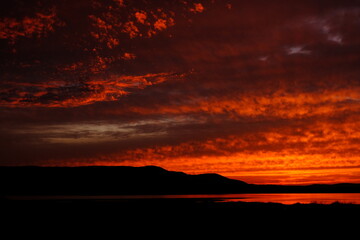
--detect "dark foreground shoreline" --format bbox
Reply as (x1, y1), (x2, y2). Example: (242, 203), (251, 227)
(2, 197), (360, 236)
(3, 197), (360, 221)
(4, 196), (360, 212)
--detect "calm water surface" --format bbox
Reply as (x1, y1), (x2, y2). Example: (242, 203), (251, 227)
(122, 193), (360, 204)
(11, 193), (360, 204)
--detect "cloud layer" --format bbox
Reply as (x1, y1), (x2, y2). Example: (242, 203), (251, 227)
(1, 0), (360, 185)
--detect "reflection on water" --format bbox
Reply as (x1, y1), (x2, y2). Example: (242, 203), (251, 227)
(9, 193), (360, 204)
(212, 193), (360, 204)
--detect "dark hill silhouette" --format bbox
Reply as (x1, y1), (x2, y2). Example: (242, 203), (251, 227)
(0, 165), (249, 196)
(1, 165), (359, 196)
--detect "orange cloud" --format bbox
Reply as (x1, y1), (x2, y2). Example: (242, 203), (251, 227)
(190, 3), (205, 13)
(121, 52), (136, 60)
(122, 21), (140, 38)
(135, 11), (147, 24)
(90, 3), (178, 44)
(120, 118), (359, 161)
(107, 87), (360, 120)
(154, 19), (168, 31)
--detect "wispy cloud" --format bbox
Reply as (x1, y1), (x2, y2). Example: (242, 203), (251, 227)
(285, 45), (311, 55)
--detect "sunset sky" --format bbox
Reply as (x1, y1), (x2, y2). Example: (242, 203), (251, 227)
(1, 0), (360, 185)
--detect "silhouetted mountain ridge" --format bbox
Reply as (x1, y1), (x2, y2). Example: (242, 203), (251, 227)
(1, 166), (359, 196)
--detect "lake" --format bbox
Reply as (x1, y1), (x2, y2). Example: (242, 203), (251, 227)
(9, 193), (360, 204)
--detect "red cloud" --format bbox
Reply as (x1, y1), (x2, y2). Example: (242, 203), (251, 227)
(0, 8), (63, 43)
(0, 72), (186, 108)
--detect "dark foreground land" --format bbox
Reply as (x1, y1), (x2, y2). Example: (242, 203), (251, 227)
(2, 166), (360, 235)
(2, 197), (360, 236)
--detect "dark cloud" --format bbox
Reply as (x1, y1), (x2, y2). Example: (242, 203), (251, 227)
(0, 72), (185, 107)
